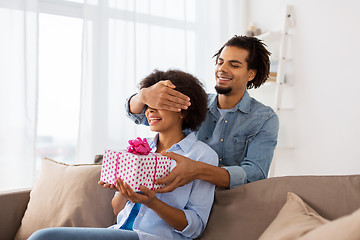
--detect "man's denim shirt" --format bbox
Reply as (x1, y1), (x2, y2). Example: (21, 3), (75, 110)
(125, 90), (279, 188)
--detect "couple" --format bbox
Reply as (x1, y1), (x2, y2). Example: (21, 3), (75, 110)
(29, 35), (279, 240)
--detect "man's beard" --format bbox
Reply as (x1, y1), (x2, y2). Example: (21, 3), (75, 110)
(215, 85), (232, 95)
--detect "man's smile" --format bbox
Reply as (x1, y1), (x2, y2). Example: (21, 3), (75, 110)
(217, 74), (233, 84)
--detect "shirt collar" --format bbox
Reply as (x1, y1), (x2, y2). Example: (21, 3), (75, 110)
(236, 90), (251, 113)
(148, 134), (159, 151)
(148, 132), (197, 154)
(208, 90), (251, 115)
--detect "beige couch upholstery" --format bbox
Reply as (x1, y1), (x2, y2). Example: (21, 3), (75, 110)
(0, 189), (30, 240)
(1, 158), (360, 240)
(200, 175), (360, 239)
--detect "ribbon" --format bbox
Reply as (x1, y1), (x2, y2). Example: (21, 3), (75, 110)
(126, 137), (160, 190)
(151, 154), (158, 190)
(127, 137), (152, 155)
(114, 152), (121, 185)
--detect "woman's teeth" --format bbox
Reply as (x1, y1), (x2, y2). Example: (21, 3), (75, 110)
(149, 118), (161, 122)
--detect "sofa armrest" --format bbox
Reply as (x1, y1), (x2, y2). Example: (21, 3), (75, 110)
(0, 189), (31, 240)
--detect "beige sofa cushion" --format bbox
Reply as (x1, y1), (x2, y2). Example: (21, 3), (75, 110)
(14, 158), (116, 240)
(258, 192), (329, 240)
(298, 207), (360, 240)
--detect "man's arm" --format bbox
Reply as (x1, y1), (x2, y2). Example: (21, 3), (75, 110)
(129, 80), (191, 114)
(212, 112), (279, 189)
(236, 113), (279, 184)
(155, 113), (279, 192)
(155, 152), (230, 193)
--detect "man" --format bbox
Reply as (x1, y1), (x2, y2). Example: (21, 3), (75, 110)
(125, 35), (279, 192)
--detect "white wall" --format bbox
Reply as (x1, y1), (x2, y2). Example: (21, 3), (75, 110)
(194, 0), (249, 93)
(248, 0), (360, 176)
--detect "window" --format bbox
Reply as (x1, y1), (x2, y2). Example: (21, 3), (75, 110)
(37, 13), (82, 168)
(0, 0), (204, 191)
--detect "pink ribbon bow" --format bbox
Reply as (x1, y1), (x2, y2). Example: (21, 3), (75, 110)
(127, 137), (152, 155)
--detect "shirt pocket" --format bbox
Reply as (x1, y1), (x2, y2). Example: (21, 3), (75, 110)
(232, 134), (254, 164)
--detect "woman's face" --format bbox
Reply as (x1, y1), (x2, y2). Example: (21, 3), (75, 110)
(145, 106), (183, 133)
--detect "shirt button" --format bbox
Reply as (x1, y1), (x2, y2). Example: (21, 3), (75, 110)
(225, 120), (228, 123)
(219, 158), (222, 162)
(220, 139), (224, 142)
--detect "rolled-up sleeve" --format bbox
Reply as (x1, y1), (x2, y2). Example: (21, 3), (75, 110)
(124, 94), (148, 125)
(222, 165), (247, 189)
(176, 209), (203, 238)
(173, 180), (215, 238)
(173, 146), (218, 239)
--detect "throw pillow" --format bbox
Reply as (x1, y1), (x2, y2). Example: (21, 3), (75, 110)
(15, 158), (116, 240)
(258, 192), (329, 240)
(298, 207), (360, 240)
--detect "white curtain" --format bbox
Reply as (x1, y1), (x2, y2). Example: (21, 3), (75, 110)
(0, 0), (38, 190)
(0, 0), (247, 190)
(78, 0), (198, 162)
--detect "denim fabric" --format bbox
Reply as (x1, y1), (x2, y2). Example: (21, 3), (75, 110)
(110, 133), (218, 240)
(28, 227), (139, 240)
(196, 91), (279, 188)
(125, 91), (279, 188)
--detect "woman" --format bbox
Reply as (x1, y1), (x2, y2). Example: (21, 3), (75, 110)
(28, 69), (218, 240)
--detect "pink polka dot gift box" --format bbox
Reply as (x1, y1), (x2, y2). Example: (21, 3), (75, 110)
(100, 138), (171, 192)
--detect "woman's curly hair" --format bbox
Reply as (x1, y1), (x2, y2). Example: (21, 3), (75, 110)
(139, 69), (208, 131)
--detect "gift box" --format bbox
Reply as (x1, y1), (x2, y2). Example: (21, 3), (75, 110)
(100, 138), (171, 192)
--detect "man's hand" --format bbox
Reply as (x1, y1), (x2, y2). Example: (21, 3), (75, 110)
(155, 152), (199, 193)
(139, 80), (191, 112)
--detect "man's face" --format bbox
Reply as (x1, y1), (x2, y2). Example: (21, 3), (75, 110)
(215, 46), (256, 96)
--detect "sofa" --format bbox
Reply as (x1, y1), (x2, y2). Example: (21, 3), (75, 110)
(1, 157), (360, 240)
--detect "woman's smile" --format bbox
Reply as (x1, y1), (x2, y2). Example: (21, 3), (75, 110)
(148, 115), (162, 125)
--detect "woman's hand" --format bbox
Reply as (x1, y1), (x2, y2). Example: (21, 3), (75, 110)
(110, 178), (129, 215)
(115, 178), (158, 207)
(98, 180), (116, 190)
(116, 178), (188, 231)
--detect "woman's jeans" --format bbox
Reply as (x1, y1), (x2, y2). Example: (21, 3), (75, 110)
(27, 227), (139, 240)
